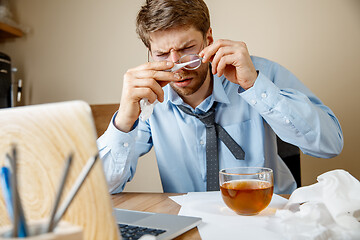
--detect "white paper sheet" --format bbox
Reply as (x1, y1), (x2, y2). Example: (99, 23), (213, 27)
(170, 191), (288, 239)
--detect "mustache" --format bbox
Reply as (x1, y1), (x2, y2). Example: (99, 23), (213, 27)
(174, 63), (208, 81)
(177, 70), (197, 80)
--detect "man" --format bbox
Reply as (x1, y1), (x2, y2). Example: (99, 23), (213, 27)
(97, 0), (343, 194)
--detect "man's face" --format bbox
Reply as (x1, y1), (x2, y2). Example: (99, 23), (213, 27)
(149, 26), (211, 97)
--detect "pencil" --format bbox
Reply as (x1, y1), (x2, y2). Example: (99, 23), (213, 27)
(46, 153), (73, 233)
(51, 153), (99, 230)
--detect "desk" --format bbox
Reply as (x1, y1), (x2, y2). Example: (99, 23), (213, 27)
(111, 193), (290, 240)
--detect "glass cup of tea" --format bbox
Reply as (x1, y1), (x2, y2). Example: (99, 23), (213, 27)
(219, 167), (274, 215)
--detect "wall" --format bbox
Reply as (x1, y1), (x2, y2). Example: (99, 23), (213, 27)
(1, 0), (359, 190)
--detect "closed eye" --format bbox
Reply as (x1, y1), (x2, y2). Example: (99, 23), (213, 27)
(184, 45), (195, 50)
(153, 45), (196, 60)
(156, 52), (169, 59)
(179, 45), (196, 55)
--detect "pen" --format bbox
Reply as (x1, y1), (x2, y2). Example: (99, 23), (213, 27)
(46, 153), (73, 233)
(0, 165), (16, 237)
(51, 153), (99, 230)
(5, 153), (18, 237)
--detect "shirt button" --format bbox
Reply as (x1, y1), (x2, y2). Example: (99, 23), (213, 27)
(123, 142), (129, 147)
(251, 99), (257, 105)
(261, 92), (267, 99)
(285, 119), (290, 124)
(200, 140), (205, 145)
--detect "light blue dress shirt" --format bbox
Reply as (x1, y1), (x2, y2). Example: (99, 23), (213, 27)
(97, 56), (343, 194)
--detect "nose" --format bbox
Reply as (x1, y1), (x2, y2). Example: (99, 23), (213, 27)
(169, 49), (181, 63)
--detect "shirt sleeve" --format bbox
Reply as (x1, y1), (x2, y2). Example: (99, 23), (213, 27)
(240, 62), (343, 158)
(96, 111), (152, 193)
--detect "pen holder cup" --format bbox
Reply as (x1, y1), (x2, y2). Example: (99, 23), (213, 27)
(0, 220), (83, 240)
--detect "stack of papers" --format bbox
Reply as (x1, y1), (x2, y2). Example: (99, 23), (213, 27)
(170, 191), (288, 239)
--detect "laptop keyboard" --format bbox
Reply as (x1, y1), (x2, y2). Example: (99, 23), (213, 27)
(118, 224), (167, 240)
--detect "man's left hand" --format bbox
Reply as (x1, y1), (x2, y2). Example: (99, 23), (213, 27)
(199, 39), (258, 90)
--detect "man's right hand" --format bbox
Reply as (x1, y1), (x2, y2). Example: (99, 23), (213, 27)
(114, 61), (180, 132)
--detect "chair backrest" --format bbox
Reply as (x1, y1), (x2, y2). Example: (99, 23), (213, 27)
(90, 104), (119, 137)
(276, 136), (301, 187)
(90, 103), (163, 193)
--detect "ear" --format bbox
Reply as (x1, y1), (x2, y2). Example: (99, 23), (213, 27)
(206, 27), (213, 46)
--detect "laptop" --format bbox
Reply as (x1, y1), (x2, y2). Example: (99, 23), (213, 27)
(0, 101), (201, 240)
(113, 208), (201, 240)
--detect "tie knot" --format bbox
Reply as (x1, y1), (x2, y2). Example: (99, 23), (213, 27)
(177, 103), (217, 127)
(196, 111), (215, 127)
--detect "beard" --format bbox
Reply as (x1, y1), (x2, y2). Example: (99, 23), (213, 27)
(169, 63), (209, 97)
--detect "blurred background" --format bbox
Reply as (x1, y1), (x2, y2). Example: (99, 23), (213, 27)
(1, 0), (359, 192)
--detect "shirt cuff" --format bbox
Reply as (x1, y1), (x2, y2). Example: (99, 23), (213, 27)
(105, 111), (138, 150)
(239, 71), (282, 113)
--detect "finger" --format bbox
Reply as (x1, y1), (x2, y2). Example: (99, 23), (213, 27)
(131, 78), (166, 102)
(199, 39), (233, 63)
(133, 61), (174, 72)
(216, 54), (236, 77)
(132, 69), (181, 82)
(210, 46), (234, 75)
(131, 87), (159, 104)
(123, 75), (164, 102)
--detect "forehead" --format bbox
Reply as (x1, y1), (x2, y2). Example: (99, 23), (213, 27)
(149, 26), (203, 52)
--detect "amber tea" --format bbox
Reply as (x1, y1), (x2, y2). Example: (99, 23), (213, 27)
(219, 167), (274, 215)
(220, 179), (273, 215)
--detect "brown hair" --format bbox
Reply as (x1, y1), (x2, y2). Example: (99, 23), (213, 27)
(136, 0), (211, 49)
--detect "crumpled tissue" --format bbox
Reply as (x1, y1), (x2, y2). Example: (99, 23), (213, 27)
(139, 98), (158, 121)
(268, 169), (360, 239)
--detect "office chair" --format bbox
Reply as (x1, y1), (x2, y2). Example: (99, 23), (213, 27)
(277, 136), (301, 187)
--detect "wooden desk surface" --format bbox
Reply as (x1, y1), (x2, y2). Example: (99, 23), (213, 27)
(111, 193), (290, 240)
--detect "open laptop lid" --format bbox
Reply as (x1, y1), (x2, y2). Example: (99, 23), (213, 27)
(0, 101), (120, 239)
